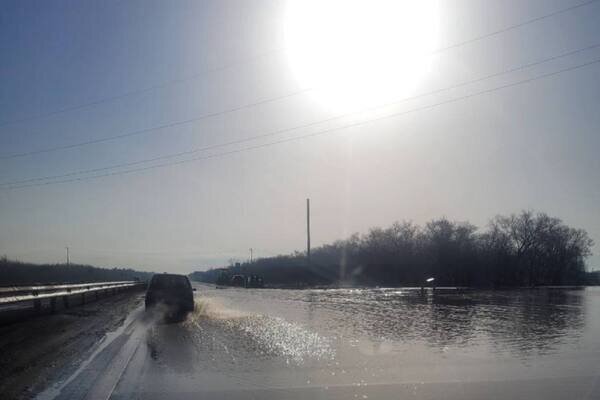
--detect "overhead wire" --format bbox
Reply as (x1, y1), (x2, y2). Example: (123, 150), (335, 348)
(1, 0), (597, 159)
(0, 48), (282, 128)
(3, 57), (599, 190)
(0, 87), (313, 160)
(2, 42), (599, 187)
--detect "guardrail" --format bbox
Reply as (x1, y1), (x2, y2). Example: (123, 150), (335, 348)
(0, 281), (146, 313)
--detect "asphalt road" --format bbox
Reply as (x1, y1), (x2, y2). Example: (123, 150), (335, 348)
(0, 291), (144, 400)
(31, 284), (600, 400)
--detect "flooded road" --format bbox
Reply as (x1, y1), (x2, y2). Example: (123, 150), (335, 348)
(44, 286), (600, 399)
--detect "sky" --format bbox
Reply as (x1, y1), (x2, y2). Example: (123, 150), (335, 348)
(1, 0), (599, 273)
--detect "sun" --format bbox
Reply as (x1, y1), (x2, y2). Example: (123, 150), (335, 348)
(284, 0), (439, 113)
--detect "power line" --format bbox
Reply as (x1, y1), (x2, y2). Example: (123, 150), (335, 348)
(1, 0), (597, 158)
(3, 57), (599, 191)
(0, 48), (282, 128)
(433, 0), (598, 53)
(2, 42), (598, 187)
(0, 88), (312, 160)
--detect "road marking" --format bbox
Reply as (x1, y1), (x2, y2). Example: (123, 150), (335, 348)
(34, 306), (144, 400)
(83, 334), (142, 400)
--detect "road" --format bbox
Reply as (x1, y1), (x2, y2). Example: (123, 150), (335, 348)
(35, 285), (600, 400)
(0, 291), (144, 400)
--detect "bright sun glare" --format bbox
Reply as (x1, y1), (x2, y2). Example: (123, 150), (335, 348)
(285, 0), (439, 112)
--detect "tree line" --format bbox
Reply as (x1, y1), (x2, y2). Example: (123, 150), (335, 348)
(192, 211), (595, 288)
(0, 257), (152, 285)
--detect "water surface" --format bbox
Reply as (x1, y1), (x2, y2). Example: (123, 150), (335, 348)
(109, 285), (600, 397)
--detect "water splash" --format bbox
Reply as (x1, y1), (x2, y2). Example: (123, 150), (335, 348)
(184, 297), (334, 365)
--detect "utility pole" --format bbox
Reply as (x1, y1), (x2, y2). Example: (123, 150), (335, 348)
(306, 198), (311, 265)
(65, 246), (70, 265)
(249, 248), (253, 263)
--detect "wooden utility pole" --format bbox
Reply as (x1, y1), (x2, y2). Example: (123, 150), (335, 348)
(66, 247), (70, 265)
(306, 198), (311, 264)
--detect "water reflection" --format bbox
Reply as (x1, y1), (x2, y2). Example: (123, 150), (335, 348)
(129, 286), (597, 396)
(144, 297), (334, 375)
(160, 285), (594, 372)
(290, 288), (586, 359)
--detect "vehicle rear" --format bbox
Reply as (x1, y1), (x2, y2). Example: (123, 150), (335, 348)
(145, 274), (195, 313)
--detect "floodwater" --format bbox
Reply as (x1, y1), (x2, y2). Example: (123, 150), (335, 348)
(49, 285), (600, 399)
(180, 286), (600, 383)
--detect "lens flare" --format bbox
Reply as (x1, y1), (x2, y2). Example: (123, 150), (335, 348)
(285, 0), (439, 112)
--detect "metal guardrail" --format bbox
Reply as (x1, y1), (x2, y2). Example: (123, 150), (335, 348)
(0, 281), (146, 312)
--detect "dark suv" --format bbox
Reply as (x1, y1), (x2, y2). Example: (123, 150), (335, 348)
(145, 274), (195, 313)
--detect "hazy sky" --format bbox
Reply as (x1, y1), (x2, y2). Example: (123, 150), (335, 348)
(1, 0), (599, 273)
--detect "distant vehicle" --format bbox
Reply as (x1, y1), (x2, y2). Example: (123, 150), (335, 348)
(215, 272), (265, 288)
(246, 275), (264, 288)
(230, 274), (246, 287)
(145, 273), (195, 313)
